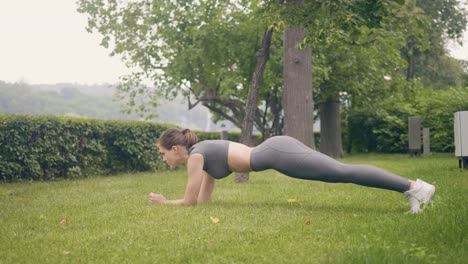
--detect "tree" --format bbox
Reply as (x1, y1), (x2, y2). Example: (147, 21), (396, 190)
(279, 0), (407, 158)
(282, 0), (315, 148)
(403, 0), (467, 89)
(77, 0), (284, 139)
(78, 0), (459, 163)
(396, 1), (431, 81)
(236, 28), (274, 183)
(313, 30), (405, 157)
(60, 87), (81, 100)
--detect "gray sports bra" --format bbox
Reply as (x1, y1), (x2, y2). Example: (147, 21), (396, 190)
(188, 140), (232, 179)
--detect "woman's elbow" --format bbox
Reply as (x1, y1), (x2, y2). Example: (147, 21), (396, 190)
(182, 198), (198, 206)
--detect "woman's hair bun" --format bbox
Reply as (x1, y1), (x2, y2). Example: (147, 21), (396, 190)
(182, 129), (198, 149)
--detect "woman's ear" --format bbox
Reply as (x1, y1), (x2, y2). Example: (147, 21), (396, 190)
(172, 146), (178, 153)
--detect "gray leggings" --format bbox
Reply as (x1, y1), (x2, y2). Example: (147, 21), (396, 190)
(250, 136), (411, 193)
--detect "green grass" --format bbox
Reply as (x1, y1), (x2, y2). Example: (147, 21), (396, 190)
(1, 153), (467, 263)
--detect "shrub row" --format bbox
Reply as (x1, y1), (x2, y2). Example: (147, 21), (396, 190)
(0, 114), (323, 182)
(0, 114), (171, 181)
(0, 115), (235, 182)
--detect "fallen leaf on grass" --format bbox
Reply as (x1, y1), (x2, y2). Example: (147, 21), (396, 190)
(210, 216), (220, 224)
(287, 198), (297, 203)
(63, 251), (71, 255)
(304, 220), (311, 225)
(59, 218), (67, 226)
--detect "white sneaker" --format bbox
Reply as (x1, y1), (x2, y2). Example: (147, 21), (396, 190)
(404, 179), (435, 214)
(404, 192), (422, 214)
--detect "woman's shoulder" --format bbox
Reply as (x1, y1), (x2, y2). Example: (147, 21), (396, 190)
(189, 140), (230, 153)
(195, 139), (230, 146)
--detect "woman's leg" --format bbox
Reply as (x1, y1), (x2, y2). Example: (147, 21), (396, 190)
(251, 136), (435, 212)
(251, 136), (410, 192)
(323, 163), (411, 192)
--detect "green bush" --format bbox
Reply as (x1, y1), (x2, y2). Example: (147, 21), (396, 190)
(346, 87), (468, 153)
(0, 115), (276, 182)
(0, 114), (322, 182)
(414, 88), (468, 152)
(0, 114), (174, 182)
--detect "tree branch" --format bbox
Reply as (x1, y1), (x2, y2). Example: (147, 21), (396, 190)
(202, 103), (242, 128)
(187, 95), (201, 110)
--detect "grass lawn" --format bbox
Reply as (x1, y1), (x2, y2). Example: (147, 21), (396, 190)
(1, 153), (467, 263)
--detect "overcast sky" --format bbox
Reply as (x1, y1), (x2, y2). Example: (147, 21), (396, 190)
(0, 0), (128, 84)
(0, 0), (467, 85)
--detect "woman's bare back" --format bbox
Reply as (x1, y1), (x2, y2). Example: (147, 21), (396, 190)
(227, 142), (253, 173)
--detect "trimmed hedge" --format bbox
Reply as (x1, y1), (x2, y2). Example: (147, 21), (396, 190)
(0, 114), (322, 182)
(195, 131), (241, 142)
(0, 115), (194, 182)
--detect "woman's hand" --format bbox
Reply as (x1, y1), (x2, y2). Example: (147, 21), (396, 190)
(149, 192), (167, 204)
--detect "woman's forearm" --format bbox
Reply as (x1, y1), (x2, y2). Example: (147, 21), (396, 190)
(164, 199), (196, 206)
(149, 193), (196, 206)
(197, 173), (216, 203)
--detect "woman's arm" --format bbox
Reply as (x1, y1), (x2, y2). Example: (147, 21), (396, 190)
(197, 172), (216, 203)
(149, 154), (205, 206)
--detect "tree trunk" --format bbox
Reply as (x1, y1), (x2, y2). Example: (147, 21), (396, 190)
(235, 29), (274, 183)
(319, 97), (344, 159)
(282, 22), (315, 148)
(405, 41), (415, 81)
(406, 53), (414, 80)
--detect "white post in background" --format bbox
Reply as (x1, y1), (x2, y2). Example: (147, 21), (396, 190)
(454, 111), (468, 169)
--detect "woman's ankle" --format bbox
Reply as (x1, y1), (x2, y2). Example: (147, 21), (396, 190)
(408, 180), (418, 191)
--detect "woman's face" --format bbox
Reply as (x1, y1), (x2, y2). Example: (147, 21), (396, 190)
(158, 145), (182, 169)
